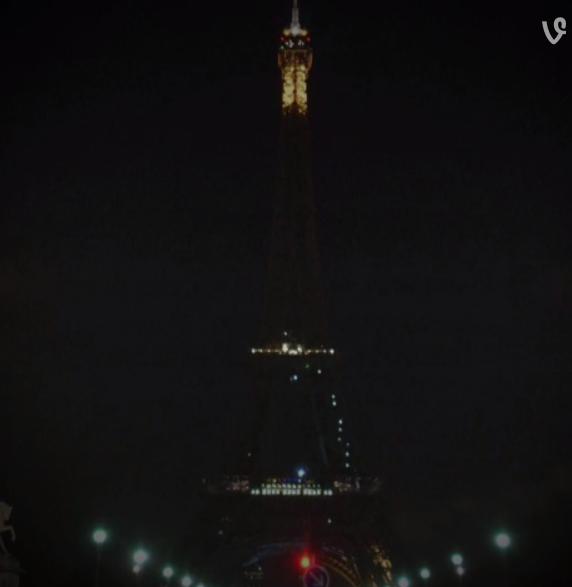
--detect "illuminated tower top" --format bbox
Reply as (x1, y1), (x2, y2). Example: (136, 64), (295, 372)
(261, 0), (324, 349)
(278, 0), (312, 115)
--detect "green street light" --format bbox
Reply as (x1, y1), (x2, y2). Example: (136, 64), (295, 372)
(495, 531), (511, 586)
(163, 567), (174, 580)
(93, 530), (108, 545)
(181, 576), (193, 587)
(451, 553), (463, 566)
(495, 532), (510, 549)
(92, 528), (108, 587)
(420, 567), (430, 580)
(397, 577), (410, 587)
(134, 550), (149, 565)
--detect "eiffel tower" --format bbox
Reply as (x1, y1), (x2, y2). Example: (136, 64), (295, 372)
(187, 3), (394, 586)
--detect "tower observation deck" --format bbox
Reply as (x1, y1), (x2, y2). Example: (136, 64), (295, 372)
(189, 3), (395, 586)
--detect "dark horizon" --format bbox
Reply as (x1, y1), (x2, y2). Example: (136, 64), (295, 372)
(2, 1), (571, 585)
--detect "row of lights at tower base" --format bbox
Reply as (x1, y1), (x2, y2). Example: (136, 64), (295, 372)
(216, 474), (361, 494)
(250, 344), (335, 356)
(251, 487), (334, 496)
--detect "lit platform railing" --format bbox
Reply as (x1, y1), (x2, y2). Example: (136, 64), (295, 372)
(251, 342), (335, 356)
(204, 475), (380, 496)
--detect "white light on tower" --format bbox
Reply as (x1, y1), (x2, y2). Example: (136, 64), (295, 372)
(420, 568), (430, 580)
(456, 567), (465, 576)
(163, 567), (174, 579)
(182, 577), (192, 587)
(452, 554), (463, 566)
(133, 565), (141, 574)
(297, 468), (306, 478)
(397, 577), (410, 587)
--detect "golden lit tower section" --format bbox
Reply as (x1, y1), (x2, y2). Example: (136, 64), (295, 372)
(262, 0), (324, 348)
(278, 0), (312, 115)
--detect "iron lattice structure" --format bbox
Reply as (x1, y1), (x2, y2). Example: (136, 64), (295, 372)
(185, 3), (395, 586)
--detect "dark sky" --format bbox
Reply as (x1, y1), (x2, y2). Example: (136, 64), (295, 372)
(2, 1), (572, 586)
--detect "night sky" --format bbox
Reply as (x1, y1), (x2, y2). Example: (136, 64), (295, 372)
(2, 1), (572, 586)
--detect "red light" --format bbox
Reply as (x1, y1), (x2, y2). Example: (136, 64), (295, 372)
(300, 555), (311, 569)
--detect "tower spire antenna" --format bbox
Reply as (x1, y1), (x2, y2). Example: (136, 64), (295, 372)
(291, 0), (301, 35)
